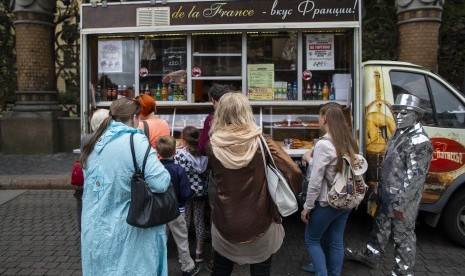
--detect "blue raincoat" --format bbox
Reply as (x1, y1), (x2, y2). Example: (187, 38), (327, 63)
(81, 121), (171, 276)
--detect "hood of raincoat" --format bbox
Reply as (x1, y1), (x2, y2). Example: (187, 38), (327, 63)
(179, 148), (208, 173)
(93, 120), (143, 154)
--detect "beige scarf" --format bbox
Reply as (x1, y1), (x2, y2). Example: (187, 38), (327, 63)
(210, 125), (262, 169)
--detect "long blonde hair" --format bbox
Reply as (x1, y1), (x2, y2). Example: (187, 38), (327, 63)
(80, 98), (141, 168)
(320, 103), (359, 171)
(209, 92), (256, 135)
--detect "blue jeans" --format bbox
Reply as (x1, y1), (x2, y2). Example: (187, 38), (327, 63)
(304, 202), (350, 276)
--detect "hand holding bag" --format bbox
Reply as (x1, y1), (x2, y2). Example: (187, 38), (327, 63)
(126, 133), (180, 228)
(259, 135), (298, 217)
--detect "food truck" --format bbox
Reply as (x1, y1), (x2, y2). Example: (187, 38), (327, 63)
(79, 0), (465, 246)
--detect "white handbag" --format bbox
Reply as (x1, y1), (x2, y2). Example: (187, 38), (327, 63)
(259, 136), (298, 217)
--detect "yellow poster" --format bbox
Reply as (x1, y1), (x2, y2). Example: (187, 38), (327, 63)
(247, 64), (274, 100)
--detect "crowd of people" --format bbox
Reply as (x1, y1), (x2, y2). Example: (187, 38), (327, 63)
(76, 87), (432, 276)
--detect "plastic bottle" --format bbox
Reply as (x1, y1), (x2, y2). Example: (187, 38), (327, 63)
(287, 83), (292, 100)
(106, 87), (112, 101)
(161, 84), (167, 101)
(312, 83), (317, 100)
(329, 82), (336, 100)
(317, 82), (322, 100)
(155, 84), (162, 101)
(305, 81), (312, 100)
(167, 84), (173, 101)
(292, 82), (297, 100)
(111, 87), (117, 101)
(145, 84), (150, 95)
(122, 84), (127, 98)
(322, 81), (329, 100)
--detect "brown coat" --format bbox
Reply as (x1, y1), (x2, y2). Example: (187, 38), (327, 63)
(206, 135), (303, 244)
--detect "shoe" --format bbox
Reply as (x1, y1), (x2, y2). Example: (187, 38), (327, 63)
(182, 265), (200, 276)
(195, 252), (204, 263)
(345, 247), (378, 269)
(206, 260), (213, 273)
(302, 263), (315, 273)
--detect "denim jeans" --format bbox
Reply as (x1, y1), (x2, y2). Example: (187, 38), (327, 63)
(211, 250), (272, 276)
(304, 202), (350, 276)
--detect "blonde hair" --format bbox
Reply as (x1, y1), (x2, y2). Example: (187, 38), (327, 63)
(210, 92), (256, 135)
(90, 109), (109, 132)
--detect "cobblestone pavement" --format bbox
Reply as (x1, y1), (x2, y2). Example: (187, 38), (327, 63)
(0, 190), (464, 276)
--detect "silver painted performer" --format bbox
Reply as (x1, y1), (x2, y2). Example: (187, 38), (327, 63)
(346, 94), (433, 276)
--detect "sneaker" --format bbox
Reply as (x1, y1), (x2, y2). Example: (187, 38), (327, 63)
(302, 263), (315, 273)
(195, 252), (204, 263)
(182, 265), (200, 276)
(345, 247), (378, 269)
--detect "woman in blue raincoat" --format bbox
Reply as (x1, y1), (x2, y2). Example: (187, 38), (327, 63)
(80, 98), (171, 276)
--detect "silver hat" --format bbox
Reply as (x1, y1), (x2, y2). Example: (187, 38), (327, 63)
(391, 94), (424, 115)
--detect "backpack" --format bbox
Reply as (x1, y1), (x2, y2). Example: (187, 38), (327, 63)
(327, 154), (368, 210)
(71, 160), (84, 186)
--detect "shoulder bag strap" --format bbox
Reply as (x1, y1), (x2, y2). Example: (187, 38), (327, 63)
(130, 133), (139, 172)
(259, 135), (278, 169)
(258, 138), (269, 178)
(142, 121), (150, 138)
(141, 120), (151, 177)
(130, 132), (151, 177)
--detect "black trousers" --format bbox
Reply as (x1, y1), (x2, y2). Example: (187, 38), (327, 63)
(74, 187), (83, 231)
(211, 250), (272, 276)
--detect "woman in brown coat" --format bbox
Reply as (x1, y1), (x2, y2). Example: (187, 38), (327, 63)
(206, 92), (303, 275)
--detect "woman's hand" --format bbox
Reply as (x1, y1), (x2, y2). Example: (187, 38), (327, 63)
(301, 148), (313, 167)
(301, 208), (310, 224)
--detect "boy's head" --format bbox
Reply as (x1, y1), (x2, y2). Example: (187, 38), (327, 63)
(156, 136), (176, 159)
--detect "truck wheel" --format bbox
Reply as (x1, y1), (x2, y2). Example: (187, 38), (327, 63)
(441, 191), (465, 247)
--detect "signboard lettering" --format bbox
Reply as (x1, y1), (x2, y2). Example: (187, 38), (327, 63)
(82, 0), (360, 29)
(430, 138), (465, 173)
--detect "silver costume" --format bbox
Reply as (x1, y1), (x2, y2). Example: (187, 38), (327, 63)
(347, 94), (433, 276)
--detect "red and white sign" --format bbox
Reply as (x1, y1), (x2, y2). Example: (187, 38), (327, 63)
(303, 70), (312, 81)
(430, 138), (465, 173)
(192, 67), (202, 77)
(139, 67), (148, 77)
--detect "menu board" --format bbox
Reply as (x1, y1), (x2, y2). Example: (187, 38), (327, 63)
(247, 64), (275, 100)
(162, 47), (186, 75)
(306, 34), (335, 71)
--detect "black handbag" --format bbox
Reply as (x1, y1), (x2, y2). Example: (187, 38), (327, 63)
(126, 133), (180, 228)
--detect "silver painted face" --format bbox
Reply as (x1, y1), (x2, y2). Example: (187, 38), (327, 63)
(394, 110), (418, 129)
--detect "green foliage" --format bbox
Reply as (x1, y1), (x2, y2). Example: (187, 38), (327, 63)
(362, 0), (398, 61)
(0, 0), (17, 109)
(438, 0), (465, 92)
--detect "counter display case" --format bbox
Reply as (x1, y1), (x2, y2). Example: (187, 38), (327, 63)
(156, 103), (347, 157)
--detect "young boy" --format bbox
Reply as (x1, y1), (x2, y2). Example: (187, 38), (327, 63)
(156, 136), (199, 276)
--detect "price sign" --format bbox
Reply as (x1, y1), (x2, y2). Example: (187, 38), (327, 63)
(162, 47), (186, 75)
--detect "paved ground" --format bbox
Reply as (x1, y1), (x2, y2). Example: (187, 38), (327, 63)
(0, 154), (464, 275)
(0, 190), (464, 276)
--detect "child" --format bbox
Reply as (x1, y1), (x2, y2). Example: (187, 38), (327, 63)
(156, 136), (200, 276)
(174, 126), (209, 263)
